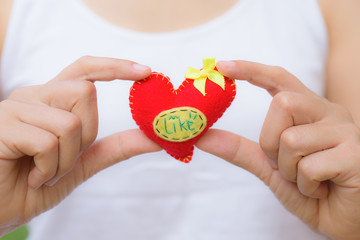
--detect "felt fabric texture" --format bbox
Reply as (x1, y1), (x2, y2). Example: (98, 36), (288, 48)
(130, 71), (236, 163)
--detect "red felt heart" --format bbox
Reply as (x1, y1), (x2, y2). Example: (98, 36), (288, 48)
(130, 71), (236, 163)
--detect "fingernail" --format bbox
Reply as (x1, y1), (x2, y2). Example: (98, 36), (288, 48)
(217, 60), (235, 68)
(33, 182), (43, 190)
(45, 178), (59, 187)
(132, 63), (150, 72)
(269, 158), (278, 169)
(31, 178), (46, 190)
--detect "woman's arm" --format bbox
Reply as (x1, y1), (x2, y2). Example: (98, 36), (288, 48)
(319, 0), (360, 125)
(0, 0), (14, 100)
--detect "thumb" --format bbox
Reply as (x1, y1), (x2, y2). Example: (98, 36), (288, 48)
(77, 129), (162, 181)
(196, 129), (320, 224)
(196, 129), (275, 185)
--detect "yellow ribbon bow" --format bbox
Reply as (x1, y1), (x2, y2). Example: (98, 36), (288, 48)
(185, 58), (225, 96)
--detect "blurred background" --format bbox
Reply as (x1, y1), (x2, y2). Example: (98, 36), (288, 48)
(0, 226), (28, 240)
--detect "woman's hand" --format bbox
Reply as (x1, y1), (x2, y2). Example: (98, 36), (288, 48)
(0, 56), (161, 236)
(196, 60), (360, 240)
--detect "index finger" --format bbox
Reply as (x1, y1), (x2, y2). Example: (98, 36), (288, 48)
(52, 56), (152, 82)
(216, 60), (315, 97)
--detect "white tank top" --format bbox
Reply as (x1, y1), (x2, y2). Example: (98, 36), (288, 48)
(1, 0), (328, 239)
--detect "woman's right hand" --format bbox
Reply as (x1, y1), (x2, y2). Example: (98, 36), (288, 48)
(0, 56), (161, 236)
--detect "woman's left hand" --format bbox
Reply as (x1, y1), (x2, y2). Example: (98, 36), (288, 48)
(196, 60), (360, 240)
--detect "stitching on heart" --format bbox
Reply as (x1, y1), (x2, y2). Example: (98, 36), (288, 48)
(153, 107), (208, 142)
(129, 71), (236, 163)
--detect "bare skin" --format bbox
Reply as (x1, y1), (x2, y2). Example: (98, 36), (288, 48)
(0, 0), (360, 239)
(0, 0), (13, 100)
(81, 0), (239, 33)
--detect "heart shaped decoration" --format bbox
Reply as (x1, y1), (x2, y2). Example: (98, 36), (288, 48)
(130, 58), (236, 163)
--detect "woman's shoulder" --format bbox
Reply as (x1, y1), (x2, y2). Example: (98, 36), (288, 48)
(0, 0), (14, 58)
